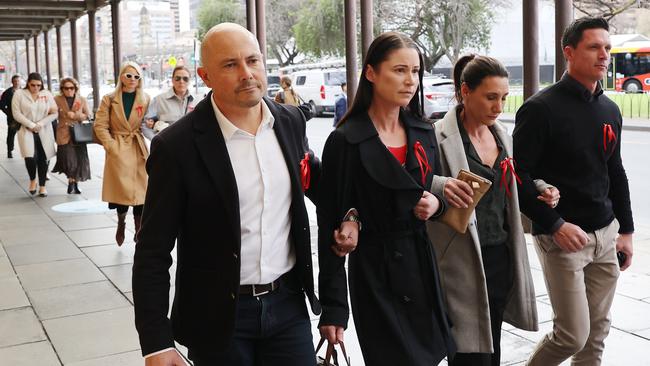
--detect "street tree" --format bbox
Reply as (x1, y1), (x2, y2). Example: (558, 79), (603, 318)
(267, 0), (302, 66)
(573, 0), (650, 21)
(197, 0), (245, 40)
(293, 0), (345, 58)
(379, 0), (502, 70)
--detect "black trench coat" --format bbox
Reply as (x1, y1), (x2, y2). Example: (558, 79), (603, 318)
(317, 111), (457, 366)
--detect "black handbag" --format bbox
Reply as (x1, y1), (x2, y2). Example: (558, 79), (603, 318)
(70, 121), (95, 144)
(316, 337), (351, 366)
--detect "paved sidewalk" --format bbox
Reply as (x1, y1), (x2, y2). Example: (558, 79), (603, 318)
(1, 120), (650, 365)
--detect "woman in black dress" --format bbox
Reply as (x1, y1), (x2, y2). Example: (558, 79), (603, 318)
(317, 32), (456, 366)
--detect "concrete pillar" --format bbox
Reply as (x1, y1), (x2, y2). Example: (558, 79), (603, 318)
(70, 18), (79, 80)
(344, 0), (358, 101)
(111, 0), (122, 83)
(360, 0), (373, 63)
(14, 40), (20, 75)
(34, 35), (40, 74)
(44, 29), (52, 90)
(555, 0), (573, 80)
(255, 0), (266, 61)
(246, 0), (256, 36)
(88, 10), (100, 111)
(523, 0), (539, 100)
(56, 26), (64, 79)
(26, 39), (30, 74)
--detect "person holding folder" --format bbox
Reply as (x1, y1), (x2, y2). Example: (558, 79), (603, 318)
(426, 55), (558, 366)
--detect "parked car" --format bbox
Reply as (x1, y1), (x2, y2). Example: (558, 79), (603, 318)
(422, 77), (455, 120)
(267, 74), (281, 98)
(291, 68), (346, 116)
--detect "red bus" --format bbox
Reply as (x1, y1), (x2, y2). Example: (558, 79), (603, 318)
(604, 41), (650, 93)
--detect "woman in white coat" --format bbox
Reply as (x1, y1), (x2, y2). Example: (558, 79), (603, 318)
(11, 73), (57, 197)
(426, 55), (560, 366)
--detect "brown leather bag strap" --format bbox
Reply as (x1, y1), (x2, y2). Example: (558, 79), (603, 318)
(337, 341), (351, 366)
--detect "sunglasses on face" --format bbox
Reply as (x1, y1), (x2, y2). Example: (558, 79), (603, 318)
(174, 76), (190, 82)
(124, 73), (141, 80)
(62, 86), (76, 91)
(28, 83), (42, 88)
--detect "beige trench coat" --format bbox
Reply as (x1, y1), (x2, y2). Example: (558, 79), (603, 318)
(54, 95), (91, 145)
(426, 105), (539, 353)
(93, 90), (150, 206)
(11, 89), (58, 160)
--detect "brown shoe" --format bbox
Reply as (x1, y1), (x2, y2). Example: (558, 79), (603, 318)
(116, 213), (127, 246)
(133, 215), (142, 243)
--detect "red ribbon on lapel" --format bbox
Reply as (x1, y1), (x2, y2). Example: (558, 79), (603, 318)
(299, 152), (311, 191)
(603, 123), (616, 152)
(72, 100), (80, 111)
(413, 141), (432, 186)
(499, 157), (522, 197)
(136, 105), (143, 118)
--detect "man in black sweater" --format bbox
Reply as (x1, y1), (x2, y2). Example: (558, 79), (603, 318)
(513, 17), (633, 366)
(0, 74), (21, 158)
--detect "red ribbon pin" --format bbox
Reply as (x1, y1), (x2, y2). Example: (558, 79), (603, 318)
(499, 157), (522, 197)
(413, 141), (432, 186)
(136, 105), (143, 118)
(603, 123), (616, 152)
(299, 152), (311, 191)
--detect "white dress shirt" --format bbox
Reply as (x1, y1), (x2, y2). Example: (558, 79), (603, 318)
(211, 96), (295, 285)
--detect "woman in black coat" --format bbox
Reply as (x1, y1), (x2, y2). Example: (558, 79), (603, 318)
(317, 32), (456, 366)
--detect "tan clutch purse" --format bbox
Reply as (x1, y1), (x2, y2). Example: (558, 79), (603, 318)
(439, 169), (492, 233)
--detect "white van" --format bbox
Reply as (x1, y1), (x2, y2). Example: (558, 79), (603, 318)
(291, 68), (346, 116)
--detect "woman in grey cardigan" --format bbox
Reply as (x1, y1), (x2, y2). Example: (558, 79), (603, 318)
(426, 55), (559, 366)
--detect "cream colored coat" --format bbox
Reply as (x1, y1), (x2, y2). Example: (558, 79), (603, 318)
(54, 95), (91, 145)
(426, 105), (539, 353)
(11, 89), (58, 160)
(93, 91), (150, 206)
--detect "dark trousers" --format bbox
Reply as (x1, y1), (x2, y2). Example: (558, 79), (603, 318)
(24, 133), (49, 186)
(110, 204), (144, 215)
(449, 244), (513, 366)
(6, 121), (17, 152)
(190, 280), (315, 366)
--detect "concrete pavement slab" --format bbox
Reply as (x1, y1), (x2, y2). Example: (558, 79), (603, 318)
(65, 350), (143, 366)
(43, 307), (140, 364)
(0, 227), (71, 247)
(52, 214), (117, 232)
(616, 270), (650, 300)
(0, 276), (30, 310)
(81, 244), (136, 267)
(28, 281), (131, 320)
(67, 227), (133, 248)
(0, 307), (47, 348)
(0, 341), (61, 366)
(15, 258), (106, 291)
(5, 241), (85, 266)
(610, 294), (650, 333)
(0, 214), (54, 231)
(100, 263), (175, 294)
(0, 255), (13, 278)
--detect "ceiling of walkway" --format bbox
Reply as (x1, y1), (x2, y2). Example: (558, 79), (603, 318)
(0, 0), (109, 41)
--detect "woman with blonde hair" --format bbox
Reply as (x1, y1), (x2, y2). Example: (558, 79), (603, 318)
(274, 75), (302, 106)
(52, 77), (92, 194)
(94, 61), (151, 246)
(11, 72), (57, 197)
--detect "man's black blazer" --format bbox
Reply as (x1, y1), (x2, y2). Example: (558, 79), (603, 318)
(133, 94), (321, 358)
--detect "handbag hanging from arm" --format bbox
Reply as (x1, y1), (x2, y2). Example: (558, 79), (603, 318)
(70, 120), (95, 144)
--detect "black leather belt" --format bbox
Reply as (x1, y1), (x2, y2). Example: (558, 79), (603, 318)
(239, 280), (281, 297)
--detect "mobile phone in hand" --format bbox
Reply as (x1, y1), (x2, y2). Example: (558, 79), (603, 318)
(617, 251), (627, 268)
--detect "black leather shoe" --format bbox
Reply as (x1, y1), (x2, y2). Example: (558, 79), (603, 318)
(38, 189), (48, 197)
(7, 151), (12, 158)
(67, 183), (74, 194)
(73, 183), (81, 194)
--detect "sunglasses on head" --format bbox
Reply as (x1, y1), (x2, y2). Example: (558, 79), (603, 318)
(174, 76), (190, 82)
(124, 73), (141, 80)
(62, 86), (76, 91)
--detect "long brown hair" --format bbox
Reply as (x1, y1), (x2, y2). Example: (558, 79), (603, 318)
(338, 32), (425, 126)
